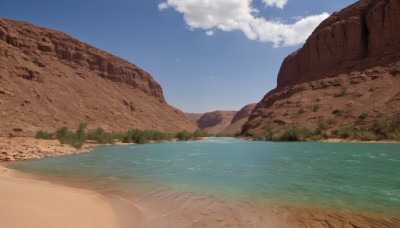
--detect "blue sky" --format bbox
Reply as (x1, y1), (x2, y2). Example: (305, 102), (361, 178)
(1, 0), (356, 113)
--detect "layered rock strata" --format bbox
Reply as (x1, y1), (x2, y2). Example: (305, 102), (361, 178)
(0, 18), (196, 136)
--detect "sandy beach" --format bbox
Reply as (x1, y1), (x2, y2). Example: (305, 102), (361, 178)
(0, 165), (144, 228)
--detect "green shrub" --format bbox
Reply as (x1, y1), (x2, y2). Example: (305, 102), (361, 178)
(174, 129), (208, 140)
(326, 118), (337, 125)
(337, 125), (356, 139)
(316, 120), (329, 134)
(248, 121), (400, 142)
(273, 127), (298, 141)
(310, 134), (324, 141)
(54, 124), (86, 149)
(123, 129), (183, 143)
(376, 116), (393, 134)
(35, 130), (53, 139)
(312, 104), (320, 112)
(264, 125), (274, 140)
(387, 131), (400, 140)
(56, 127), (69, 141)
(175, 131), (192, 141)
(193, 129), (208, 138)
(121, 129), (174, 144)
(336, 125), (380, 141)
(271, 134), (281, 142)
(273, 126), (313, 142)
(334, 87), (347, 97)
(37, 125), (208, 147)
(354, 131), (378, 141)
(76, 123), (86, 140)
(122, 130), (133, 143)
(355, 112), (369, 125)
(86, 128), (119, 144)
(316, 118), (337, 135)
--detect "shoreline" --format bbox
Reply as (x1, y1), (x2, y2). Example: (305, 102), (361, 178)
(2, 136), (399, 163)
(0, 164), (144, 228)
(0, 136), (205, 162)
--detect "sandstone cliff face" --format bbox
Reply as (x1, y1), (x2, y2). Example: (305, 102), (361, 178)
(0, 18), (196, 136)
(244, 0), (400, 135)
(196, 111), (236, 134)
(222, 104), (256, 134)
(277, 0), (400, 88)
(0, 18), (164, 101)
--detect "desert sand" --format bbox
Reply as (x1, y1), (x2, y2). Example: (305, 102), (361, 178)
(0, 165), (144, 228)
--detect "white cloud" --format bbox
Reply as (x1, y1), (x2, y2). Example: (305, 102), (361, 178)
(158, 2), (168, 10)
(262, 0), (288, 9)
(250, 13), (330, 47)
(158, 0), (329, 47)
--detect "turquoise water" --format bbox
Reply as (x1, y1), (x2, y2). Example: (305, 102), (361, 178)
(10, 138), (400, 216)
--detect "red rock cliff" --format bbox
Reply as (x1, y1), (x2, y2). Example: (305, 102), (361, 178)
(222, 104), (256, 134)
(0, 18), (164, 102)
(243, 0), (400, 135)
(230, 104), (256, 125)
(0, 18), (196, 135)
(277, 0), (400, 88)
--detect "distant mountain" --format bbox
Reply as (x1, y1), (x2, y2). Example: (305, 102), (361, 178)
(191, 104), (256, 135)
(222, 104), (256, 134)
(184, 113), (203, 125)
(243, 0), (400, 135)
(196, 111), (237, 134)
(0, 18), (196, 136)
